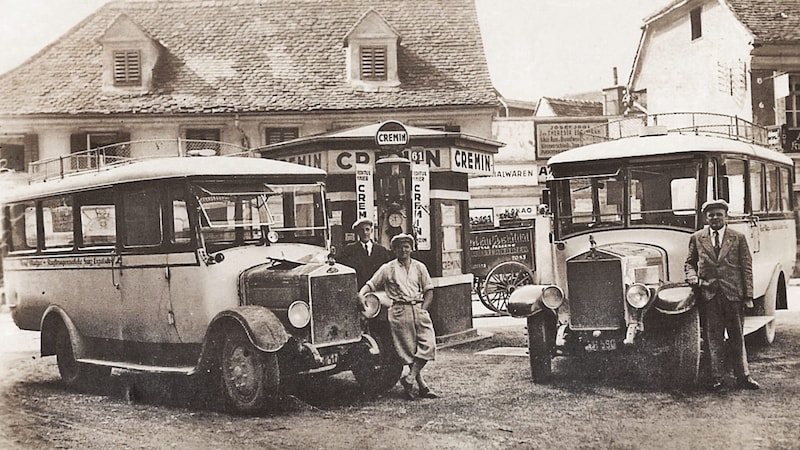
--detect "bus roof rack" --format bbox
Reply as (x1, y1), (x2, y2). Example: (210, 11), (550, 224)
(580, 112), (771, 147)
(27, 139), (259, 184)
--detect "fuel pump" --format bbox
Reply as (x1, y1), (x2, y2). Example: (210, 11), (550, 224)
(375, 155), (412, 248)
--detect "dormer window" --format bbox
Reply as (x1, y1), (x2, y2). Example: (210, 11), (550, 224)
(344, 9), (400, 91)
(99, 14), (161, 93)
(113, 50), (141, 86)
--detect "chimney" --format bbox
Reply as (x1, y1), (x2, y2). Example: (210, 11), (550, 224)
(603, 67), (626, 116)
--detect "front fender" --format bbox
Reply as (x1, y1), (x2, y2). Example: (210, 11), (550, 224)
(40, 306), (88, 358)
(208, 306), (290, 353)
(507, 284), (552, 318)
(654, 283), (696, 315)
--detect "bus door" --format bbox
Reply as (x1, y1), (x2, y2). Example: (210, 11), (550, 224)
(116, 186), (180, 344)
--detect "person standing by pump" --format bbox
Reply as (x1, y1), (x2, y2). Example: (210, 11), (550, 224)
(338, 218), (392, 288)
(685, 199), (759, 391)
(359, 233), (439, 400)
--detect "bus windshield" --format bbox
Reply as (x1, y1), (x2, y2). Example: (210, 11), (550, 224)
(554, 160), (702, 237)
(191, 181), (327, 248)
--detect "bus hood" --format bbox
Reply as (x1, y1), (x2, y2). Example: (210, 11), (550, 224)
(570, 242), (667, 286)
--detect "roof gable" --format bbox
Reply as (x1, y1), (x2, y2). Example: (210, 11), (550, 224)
(344, 9), (401, 44)
(0, 0), (496, 116)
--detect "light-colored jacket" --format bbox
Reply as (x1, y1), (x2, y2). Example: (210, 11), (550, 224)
(684, 226), (753, 302)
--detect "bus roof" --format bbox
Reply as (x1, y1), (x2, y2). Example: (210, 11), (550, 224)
(548, 133), (793, 167)
(2, 156), (326, 202)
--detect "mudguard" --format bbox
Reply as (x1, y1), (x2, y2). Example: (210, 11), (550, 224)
(507, 284), (551, 318)
(654, 282), (696, 315)
(762, 263), (785, 312)
(40, 306), (89, 358)
(208, 306), (290, 353)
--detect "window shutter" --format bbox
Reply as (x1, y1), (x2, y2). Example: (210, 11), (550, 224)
(361, 46), (387, 81)
(113, 50), (141, 85)
(266, 128), (299, 145)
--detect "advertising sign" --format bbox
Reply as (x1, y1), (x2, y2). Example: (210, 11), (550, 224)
(411, 163), (431, 250)
(354, 163), (374, 224)
(535, 119), (608, 159)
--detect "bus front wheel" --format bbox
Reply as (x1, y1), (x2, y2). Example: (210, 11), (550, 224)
(219, 328), (280, 414)
(55, 325), (110, 390)
(527, 314), (554, 382)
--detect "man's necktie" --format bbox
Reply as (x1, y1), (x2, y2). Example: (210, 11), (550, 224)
(364, 242), (370, 256)
(713, 230), (720, 257)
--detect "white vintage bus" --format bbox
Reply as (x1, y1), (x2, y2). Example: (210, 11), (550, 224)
(509, 113), (796, 385)
(1, 141), (400, 413)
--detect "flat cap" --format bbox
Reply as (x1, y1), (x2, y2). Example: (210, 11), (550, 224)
(352, 217), (374, 229)
(701, 199), (729, 213)
(390, 233), (415, 247)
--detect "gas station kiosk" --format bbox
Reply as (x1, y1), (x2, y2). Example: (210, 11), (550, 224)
(258, 121), (502, 345)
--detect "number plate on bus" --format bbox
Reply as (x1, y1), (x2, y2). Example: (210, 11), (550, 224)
(585, 339), (617, 352)
(322, 353), (339, 366)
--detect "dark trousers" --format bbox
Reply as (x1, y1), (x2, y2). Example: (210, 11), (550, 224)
(700, 294), (750, 379)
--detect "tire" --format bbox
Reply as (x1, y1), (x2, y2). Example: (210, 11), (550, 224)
(527, 314), (554, 382)
(219, 328), (280, 414)
(666, 308), (701, 387)
(751, 277), (783, 346)
(55, 325), (110, 390)
(352, 325), (403, 395)
(481, 261), (534, 314)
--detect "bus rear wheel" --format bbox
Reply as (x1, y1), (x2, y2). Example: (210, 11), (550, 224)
(55, 325), (110, 390)
(219, 328), (280, 414)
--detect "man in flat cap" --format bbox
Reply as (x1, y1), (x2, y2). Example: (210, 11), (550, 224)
(685, 199), (759, 391)
(338, 217), (392, 288)
(359, 233), (439, 400)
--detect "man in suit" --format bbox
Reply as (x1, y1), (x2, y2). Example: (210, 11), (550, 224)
(338, 218), (392, 288)
(685, 199), (759, 391)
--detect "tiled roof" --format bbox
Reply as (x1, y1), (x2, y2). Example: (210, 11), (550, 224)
(0, 0), (496, 116)
(538, 97), (603, 117)
(726, 0), (800, 42)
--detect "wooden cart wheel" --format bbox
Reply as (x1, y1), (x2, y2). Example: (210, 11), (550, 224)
(480, 261), (534, 313)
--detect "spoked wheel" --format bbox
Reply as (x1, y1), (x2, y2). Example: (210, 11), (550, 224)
(55, 325), (110, 390)
(219, 328), (280, 414)
(480, 261), (534, 313)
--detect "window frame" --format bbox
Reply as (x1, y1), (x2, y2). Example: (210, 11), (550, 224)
(690, 7), (702, 41)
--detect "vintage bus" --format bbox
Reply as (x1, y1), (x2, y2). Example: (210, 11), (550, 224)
(0, 141), (401, 413)
(508, 113), (796, 385)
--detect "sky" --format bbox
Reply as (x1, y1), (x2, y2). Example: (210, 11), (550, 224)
(0, 0), (674, 102)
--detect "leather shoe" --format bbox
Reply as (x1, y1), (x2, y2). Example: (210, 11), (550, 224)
(418, 386), (440, 399)
(737, 376), (760, 390)
(400, 376), (415, 400)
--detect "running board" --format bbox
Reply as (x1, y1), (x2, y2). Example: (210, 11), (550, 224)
(77, 358), (195, 375)
(743, 315), (773, 336)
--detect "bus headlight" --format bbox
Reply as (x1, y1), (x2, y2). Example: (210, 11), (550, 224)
(626, 283), (650, 309)
(541, 285), (565, 310)
(361, 293), (381, 319)
(288, 301), (311, 328)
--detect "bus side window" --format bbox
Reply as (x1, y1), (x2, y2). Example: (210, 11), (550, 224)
(722, 159), (747, 216)
(765, 164), (780, 212)
(77, 189), (116, 248)
(8, 202), (37, 252)
(749, 162), (765, 213)
(42, 195), (74, 249)
(122, 187), (162, 247)
(779, 167), (791, 211)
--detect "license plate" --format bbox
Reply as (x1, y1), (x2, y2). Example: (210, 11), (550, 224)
(321, 353), (339, 366)
(585, 339), (617, 352)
